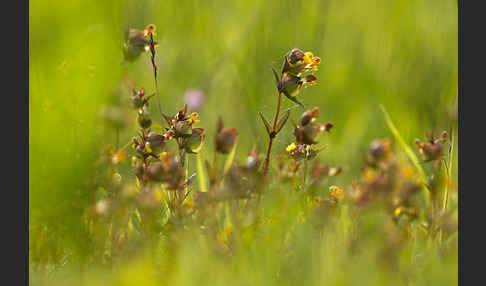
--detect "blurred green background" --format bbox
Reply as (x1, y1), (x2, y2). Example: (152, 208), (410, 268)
(30, 0), (457, 284)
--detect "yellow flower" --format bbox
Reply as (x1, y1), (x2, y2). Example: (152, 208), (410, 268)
(286, 142), (297, 153)
(394, 207), (403, 217)
(143, 24), (156, 37)
(329, 185), (344, 201)
(303, 52), (313, 64)
(159, 151), (168, 160)
(303, 52), (320, 71)
(189, 112), (200, 124)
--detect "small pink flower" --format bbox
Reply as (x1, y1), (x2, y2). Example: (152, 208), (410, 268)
(184, 89), (205, 111)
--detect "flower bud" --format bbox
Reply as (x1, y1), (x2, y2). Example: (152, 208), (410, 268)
(147, 132), (166, 155)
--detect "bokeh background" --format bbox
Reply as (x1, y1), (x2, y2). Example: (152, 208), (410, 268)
(30, 0), (458, 284)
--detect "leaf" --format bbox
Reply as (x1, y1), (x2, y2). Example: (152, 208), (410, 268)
(275, 109), (290, 134)
(270, 65), (281, 90)
(281, 56), (289, 75)
(259, 112), (273, 135)
(283, 93), (305, 108)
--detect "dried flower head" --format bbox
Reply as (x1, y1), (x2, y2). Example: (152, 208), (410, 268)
(414, 131), (448, 163)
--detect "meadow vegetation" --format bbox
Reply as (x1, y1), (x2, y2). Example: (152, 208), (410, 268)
(29, 1), (458, 285)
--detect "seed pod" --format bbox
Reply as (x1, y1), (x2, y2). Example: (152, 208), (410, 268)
(300, 107), (319, 126)
(215, 128), (238, 154)
(280, 72), (303, 98)
(183, 128), (205, 154)
(137, 107), (152, 129)
(146, 132), (166, 155)
(301, 123), (326, 145)
(147, 153), (185, 190)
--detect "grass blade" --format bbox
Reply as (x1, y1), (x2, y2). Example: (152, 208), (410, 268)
(196, 153), (208, 193)
(380, 104), (429, 204)
(223, 141), (237, 175)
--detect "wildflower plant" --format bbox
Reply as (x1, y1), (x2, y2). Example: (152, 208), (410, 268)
(260, 48), (321, 174)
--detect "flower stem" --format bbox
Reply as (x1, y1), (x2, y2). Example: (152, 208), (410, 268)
(263, 91), (282, 174)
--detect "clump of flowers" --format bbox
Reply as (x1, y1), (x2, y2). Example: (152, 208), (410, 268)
(285, 107), (332, 166)
(351, 139), (423, 224)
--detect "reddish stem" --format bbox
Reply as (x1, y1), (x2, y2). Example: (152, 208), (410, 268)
(263, 92), (282, 174)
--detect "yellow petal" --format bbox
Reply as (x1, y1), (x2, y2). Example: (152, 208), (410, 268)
(145, 142), (152, 153)
(394, 207), (403, 217)
(286, 142), (297, 152)
(303, 52), (314, 64)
